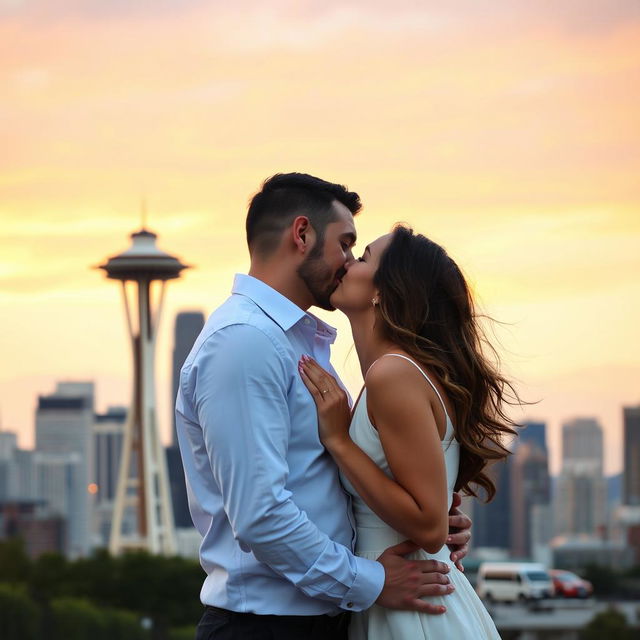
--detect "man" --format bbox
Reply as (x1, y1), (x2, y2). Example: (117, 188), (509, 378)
(176, 173), (472, 639)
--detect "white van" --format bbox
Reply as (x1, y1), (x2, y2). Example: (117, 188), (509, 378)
(476, 562), (554, 603)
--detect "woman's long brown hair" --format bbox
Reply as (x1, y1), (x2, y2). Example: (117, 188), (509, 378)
(373, 225), (520, 501)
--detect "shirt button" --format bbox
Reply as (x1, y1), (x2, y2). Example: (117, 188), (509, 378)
(304, 318), (311, 325)
(346, 602), (354, 609)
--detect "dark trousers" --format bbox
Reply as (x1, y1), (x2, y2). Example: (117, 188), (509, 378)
(195, 606), (350, 640)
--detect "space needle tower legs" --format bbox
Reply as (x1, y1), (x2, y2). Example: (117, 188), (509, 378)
(100, 229), (188, 555)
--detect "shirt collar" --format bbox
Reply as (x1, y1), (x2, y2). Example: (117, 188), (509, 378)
(232, 274), (337, 342)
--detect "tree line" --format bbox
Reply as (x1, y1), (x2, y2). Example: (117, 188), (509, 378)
(2, 536), (638, 639)
(0, 538), (204, 640)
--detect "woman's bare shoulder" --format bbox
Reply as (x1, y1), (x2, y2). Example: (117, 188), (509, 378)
(365, 354), (429, 396)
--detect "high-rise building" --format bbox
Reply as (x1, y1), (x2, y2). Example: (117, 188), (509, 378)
(93, 407), (126, 504)
(166, 445), (192, 528)
(0, 500), (65, 558)
(33, 451), (83, 555)
(168, 311), (204, 529)
(93, 407), (127, 546)
(555, 418), (607, 538)
(0, 432), (36, 501)
(623, 405), (640, 506)
(520, 420), (547, 453)
(474, 421), (551, 560)
(171, 311), (205, 444)
(13, 449), (36, 500)
(0, 432), (18, 500)
(510, 440), (551, 559)
(36, 383), (95, 457)
(472, 459), (512, 551)
(35, 382), (94, 555)
(562, 418), (603, 472)
(0, 432), (17, 458)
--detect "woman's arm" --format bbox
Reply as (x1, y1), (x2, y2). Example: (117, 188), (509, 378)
(299, 355), (449, 553)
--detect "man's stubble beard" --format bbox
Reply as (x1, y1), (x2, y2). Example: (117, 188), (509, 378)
(296, 241), (338, 311)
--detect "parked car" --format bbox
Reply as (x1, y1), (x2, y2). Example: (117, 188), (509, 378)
(476, 562), (554, 603)
(549, 569), (593, 598)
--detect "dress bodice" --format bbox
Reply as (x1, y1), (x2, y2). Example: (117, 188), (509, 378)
(341, 357), (460, 555)
(341, 356), (502, 639)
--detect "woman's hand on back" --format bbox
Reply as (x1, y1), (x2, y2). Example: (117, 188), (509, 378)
(298, 355), (351, 450)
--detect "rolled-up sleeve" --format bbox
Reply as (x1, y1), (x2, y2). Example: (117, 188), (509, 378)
(190, 323), (384, 610)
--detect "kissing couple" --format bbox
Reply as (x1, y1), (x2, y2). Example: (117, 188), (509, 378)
(176, 173), (517, 639)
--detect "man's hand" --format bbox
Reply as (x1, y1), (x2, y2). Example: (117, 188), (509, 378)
(375, 541), (454, 614)
(446, 492), (472, 571)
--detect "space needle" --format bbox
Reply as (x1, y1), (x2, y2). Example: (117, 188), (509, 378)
(99, 226), (188, 555)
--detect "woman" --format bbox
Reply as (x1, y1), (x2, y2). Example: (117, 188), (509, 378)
(299, 225), (518, 639)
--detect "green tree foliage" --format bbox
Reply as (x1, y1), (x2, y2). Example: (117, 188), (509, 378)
(0, 583), (39, 640)
(0, 539), (203, 637)
(167, 627), (196, 640)
(51, 597), (108, 640)
(0, 537), (31, 583)
(581, 607), (632, 640)
(583, 563), (621, 597)
(65, 547), (119, 605)
(109, 551), (204, 629)
(50, 597), (153, 640)
(0, 540), (203, 638)
(30, 551), (70, 603)
(102, 607), (150, 640)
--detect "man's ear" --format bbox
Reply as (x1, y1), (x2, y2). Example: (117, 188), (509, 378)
(292, 216), (315, 254)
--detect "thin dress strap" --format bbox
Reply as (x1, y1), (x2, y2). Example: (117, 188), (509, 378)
(367, 353), (450, 424)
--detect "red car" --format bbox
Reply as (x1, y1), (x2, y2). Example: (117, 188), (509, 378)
(549, 570), (593, 598)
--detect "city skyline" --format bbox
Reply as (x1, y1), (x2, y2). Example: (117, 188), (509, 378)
(1, 2), (639, 475)
(1, 305), (636, 478)
(4, 380), (635, 560)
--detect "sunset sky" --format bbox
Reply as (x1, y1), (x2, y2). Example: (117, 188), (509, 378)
(1, 1), (639, 475)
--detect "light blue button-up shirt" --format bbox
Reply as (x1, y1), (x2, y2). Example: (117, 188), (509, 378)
(176, 274), (385, 615)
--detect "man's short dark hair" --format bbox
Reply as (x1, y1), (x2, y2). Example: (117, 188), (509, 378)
(246, 172), (362, 256)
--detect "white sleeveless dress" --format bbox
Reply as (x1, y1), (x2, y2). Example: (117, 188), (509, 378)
(343, 354), (501, 640)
